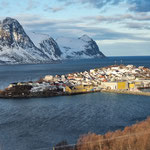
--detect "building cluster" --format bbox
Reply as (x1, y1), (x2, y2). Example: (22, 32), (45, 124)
(6, 65), (150, 95)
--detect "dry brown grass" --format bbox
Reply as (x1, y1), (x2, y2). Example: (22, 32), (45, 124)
(76, 117), (150, 150)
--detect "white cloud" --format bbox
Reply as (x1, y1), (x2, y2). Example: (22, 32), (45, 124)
(44, 6), (64, 13)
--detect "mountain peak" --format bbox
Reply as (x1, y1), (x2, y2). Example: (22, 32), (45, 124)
(1, 17), (25, 36)
(0, 17), (105, 64)
(79, 34), (92, 42)
(0, 17), (62, 64)
(3, 17), (19, 25)
(0, 17), (34, 49)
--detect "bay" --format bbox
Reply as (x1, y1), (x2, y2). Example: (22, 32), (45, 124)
(0, 56), (150, 150)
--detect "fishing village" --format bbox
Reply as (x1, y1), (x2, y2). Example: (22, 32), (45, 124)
(1, 64), (150, 98)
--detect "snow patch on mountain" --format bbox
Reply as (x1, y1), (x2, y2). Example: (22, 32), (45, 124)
(27, 32), (50, 48)
(27, 32), (62, 60)
(56, 35), (105, 59)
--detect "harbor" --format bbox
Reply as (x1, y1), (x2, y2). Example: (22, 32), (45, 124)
(1, 64), (150, 98)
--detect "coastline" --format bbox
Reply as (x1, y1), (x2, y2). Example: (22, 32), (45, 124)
(101, 89), (150, 96)
(1, 88), (150, 99)
(1, 64), (150, 99)
(0, 89), (101, 99)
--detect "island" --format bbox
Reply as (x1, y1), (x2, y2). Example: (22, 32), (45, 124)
(1, 64), (150, 98)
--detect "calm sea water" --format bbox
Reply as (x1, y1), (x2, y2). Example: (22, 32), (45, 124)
(0, 56), (150, 150)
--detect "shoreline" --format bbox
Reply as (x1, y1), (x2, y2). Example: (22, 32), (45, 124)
(0, 89), (150, 99)
(101, 89), (150, 96)
(1, 64), (150, 99)
(0, 90), (102, 99)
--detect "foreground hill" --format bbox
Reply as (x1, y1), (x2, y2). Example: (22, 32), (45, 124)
(76, 117), (150, 150)
(54, 117), (150, 150)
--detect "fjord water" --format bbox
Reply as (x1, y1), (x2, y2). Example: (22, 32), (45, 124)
(0, 56), (150, 150)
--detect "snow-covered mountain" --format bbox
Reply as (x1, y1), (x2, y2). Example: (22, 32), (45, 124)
(0, 17), (61, 64)
(27, 32), (61, 61)
(56, 35), (105, 59)
(0, 17), (105, 64)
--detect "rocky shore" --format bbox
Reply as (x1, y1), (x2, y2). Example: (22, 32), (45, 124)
(0, 85), (64, 99)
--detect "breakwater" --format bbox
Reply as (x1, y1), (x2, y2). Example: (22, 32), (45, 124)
(102, 89), (150, 96)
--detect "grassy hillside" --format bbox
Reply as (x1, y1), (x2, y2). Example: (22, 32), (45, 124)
(55, 117), (150, 150)
(77, 117), (150, 150)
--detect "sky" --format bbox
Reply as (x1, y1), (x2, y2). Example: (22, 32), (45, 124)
(0, 0), (150, 56)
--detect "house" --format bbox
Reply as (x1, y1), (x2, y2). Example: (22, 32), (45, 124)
(17, 82), (26, 86)
(44, 75), (53, 81)
(90, 69), (95, 74)
(65, 84), (94, 93)
(117, 82), (128, 90)
(101, 82), (118, 90)
(101, 81), (128, 90)
(126, 65), (134, 69)
(8, 83), (17, 88)
(129, 83), (135, 89)
(84, 85), (94, 91)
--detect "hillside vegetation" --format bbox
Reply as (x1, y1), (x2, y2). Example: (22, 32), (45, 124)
(77, 117), (150, 150)
(55, 117), (150, 150)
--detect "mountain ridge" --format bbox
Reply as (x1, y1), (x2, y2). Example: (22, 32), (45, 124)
(56, 35), (105, 59)
(0, 17), (105, 64)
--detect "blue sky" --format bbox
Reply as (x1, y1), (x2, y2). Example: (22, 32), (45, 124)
(0, 0), (150, 56)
